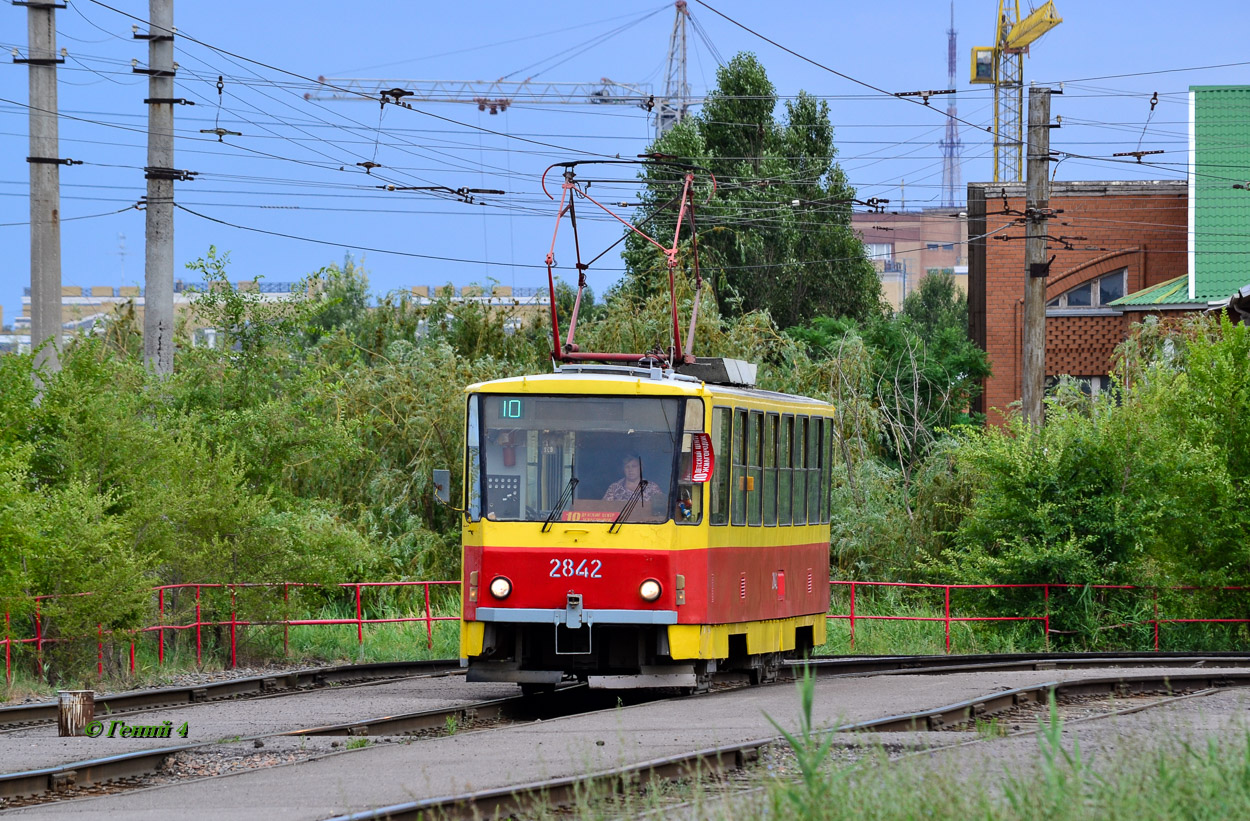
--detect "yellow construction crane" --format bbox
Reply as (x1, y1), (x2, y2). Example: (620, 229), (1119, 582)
(970, 1), (1062, 182)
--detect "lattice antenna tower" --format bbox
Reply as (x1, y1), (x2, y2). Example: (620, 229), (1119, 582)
(939, 1), (963, 207)
(657, 0), (690, 140)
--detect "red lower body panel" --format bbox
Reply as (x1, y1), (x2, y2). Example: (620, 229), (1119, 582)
(463, 542), (830, 624)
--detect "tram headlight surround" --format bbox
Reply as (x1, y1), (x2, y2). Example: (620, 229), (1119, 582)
(639, 579), (662, 602)
(489, 576), (512, 600)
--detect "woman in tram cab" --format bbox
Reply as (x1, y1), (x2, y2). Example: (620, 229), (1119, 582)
(601, 453), (661, 503)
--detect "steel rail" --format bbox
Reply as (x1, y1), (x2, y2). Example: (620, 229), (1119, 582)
(792, 651), (1250, 679)
(0, 659), (462, 731)
(322, 667), (1250, 820)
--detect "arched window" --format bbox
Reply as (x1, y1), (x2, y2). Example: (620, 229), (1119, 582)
(1046, 268), (1126, 310)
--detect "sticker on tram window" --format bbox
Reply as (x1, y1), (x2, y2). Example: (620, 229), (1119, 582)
(691, 432), (714, 483)
(561, 511), (617, 523)
(549, 558), (603, 579)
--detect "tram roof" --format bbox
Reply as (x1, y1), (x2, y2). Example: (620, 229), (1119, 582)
(465, 370), (832, 409)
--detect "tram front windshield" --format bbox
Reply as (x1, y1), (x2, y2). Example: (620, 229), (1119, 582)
(473, 394), (683, 524)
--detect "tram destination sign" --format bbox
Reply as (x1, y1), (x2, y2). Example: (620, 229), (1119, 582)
(691, 433), (714, 483)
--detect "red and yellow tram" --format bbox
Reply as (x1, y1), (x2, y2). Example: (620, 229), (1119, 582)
(459, 362), (832, 690)
(457, 159), (832, 690)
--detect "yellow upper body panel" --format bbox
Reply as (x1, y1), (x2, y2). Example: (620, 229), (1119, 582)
(466, 370), (832, 411)
(463, 519), (832, 551)
(464, 368), (834, 551)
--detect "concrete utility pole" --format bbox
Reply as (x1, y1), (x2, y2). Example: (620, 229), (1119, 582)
(20, 0), (65, 377)
(141, 0), (175, 375)
(1021, 85), (1052, 427)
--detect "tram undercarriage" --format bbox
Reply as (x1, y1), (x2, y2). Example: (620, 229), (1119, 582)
(464, 616), (817, 692)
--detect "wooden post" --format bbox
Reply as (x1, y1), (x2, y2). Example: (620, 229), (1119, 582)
(1021, 86), (1053, 427)
(57, 690), (94, 737)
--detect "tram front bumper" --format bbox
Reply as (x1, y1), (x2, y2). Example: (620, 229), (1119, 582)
(473, 606), (678, 628)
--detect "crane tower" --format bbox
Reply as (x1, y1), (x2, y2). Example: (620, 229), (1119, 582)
(970, 0), (1061, 182)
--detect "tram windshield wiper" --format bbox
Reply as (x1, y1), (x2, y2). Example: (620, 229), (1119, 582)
(541, 477), (579, 533)
(608, 480), (648, 534)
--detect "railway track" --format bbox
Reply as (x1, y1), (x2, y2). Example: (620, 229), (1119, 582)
(0, 659), (461, 732)
(3, 652), (1249, 810)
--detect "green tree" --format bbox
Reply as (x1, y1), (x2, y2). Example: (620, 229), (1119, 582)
(900, 271), (967, 341)
(619, 53), (883, 329)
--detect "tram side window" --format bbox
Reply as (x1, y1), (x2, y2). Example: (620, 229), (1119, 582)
(710, 407), (731, 525)
(747, 410), (763, 526)
(807, 416), (822, 524)
(731, 408), (747, 525)
(764, 413), (778, 526)
(822, 417), (834, 524)
(793, 416), (808, 525)
(676, 397), (706, 525)
(778, 414), (793, 526)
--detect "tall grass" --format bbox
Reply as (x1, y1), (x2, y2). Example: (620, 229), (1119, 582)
(757, 681), (1250, 820)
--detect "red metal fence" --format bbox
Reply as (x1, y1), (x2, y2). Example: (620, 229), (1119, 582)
(3, 581), (458, 681)
(829, 580), (1250, 653)
(5, 578), (1250, 683)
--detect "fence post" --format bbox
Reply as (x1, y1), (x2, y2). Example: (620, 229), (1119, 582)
(35, 602), (43, 679)
(1043, 585), (1050, 652)
(229, 586), (237, 670)
(1153, 588), (1160, 652)
(944, 586), (952, 654)
(157, 588), (164, 665)
(195, 586), (202, 667)
(283, 583), (290, 658)
(4, 612), (9, 684)
(424, 583), (434, 651)
(355, 584), (364, 650)
(97, 624), (103, 677)
(129, 640), (135, 675)
(849, 582), (856, 651)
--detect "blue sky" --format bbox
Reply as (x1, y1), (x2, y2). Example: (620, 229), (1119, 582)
(3, 0), (1249, 328)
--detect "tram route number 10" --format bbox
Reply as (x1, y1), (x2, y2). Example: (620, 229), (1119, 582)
(499, 399), (524, 419)
(549, 558), (603, 579)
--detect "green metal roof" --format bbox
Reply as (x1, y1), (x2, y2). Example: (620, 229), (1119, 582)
(1108, 274), (1205, 308)
(1191, 86), (1250, 300)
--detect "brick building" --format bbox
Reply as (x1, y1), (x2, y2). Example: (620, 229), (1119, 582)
(967, 180), (1190, 423)
(967, 85), (1250, 425)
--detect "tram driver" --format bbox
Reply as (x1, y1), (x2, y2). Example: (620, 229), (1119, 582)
(601, 453), (661, 507)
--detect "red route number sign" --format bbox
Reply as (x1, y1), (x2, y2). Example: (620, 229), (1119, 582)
(690, 432), (714, 483)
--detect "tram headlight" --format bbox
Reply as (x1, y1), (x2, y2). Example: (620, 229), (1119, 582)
(639, 579), (662, 602)
(489, 576), (512, 600)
